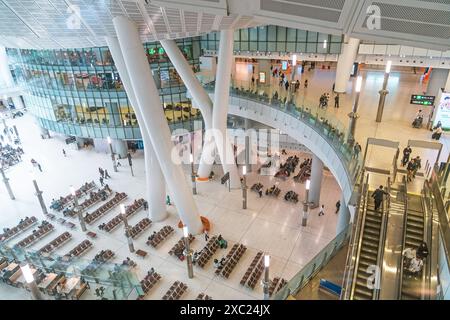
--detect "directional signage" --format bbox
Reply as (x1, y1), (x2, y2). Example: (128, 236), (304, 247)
(410, 95), (435, 106)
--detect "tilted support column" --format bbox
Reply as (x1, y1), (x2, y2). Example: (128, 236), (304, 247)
(113, 17), (202, 233)
(308, 154), (324, 209)
(106, 36), (167, 222)
(336, 193), (351, 235)
(212, 29), (241, 189)
(334, 37), (360, 94)
(160, 39), (216, 180)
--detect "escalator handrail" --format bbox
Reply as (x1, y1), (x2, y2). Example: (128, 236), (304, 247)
(420, 185), (432, 300)
(397, 176), (408, 299)
(340, 171), (368, 299)
(348, 173), (370, 299)
(374, 177), (391, 300)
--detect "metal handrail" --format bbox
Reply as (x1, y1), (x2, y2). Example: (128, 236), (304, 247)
(339, 171), (367, 299)
(346, 173), (370, 300)
(397, 176), (409, 299)
(374, 177), (391, 299)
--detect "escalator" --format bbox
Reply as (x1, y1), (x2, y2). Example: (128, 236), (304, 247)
(351, 198), (383, 300)
(347, 176), (394, 300)
(399, 193), (425, 299)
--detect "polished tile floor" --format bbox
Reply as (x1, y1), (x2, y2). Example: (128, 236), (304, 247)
(0, 114), (341, 300)
(0, 66), (443, 300)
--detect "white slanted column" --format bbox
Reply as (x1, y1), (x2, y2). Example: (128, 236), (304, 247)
(106, 37), (167, 221)
(334, 37), (360, 94)
(113, 17), (203, 233)
(308, 154), (324, 208)
(159, 39), (215, 180)
(213, 29), (241, 188)
(336, 193), (351, 235)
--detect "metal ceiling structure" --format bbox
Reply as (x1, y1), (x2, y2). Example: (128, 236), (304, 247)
(0, 0), (449, 50)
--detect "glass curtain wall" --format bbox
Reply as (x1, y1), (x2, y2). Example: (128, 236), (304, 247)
(200, 26), (343, 54)
(6, 38), (202, 140)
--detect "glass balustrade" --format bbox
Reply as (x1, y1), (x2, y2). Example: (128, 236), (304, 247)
(201, 77), (363, 184)
(271, 223), (352, 300)
(0, 241), (142, 300)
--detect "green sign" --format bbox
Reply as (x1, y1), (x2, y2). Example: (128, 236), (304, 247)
(410, 94), (435, 106)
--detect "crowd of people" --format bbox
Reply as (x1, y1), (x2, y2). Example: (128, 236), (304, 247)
(0, 142), (23, 169)
(401, 146), (422, 183)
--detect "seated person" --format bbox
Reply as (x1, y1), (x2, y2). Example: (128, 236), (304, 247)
(98, 223), (106, 230)
(147, 268), (155, 277)
(148, 231), (157, 241)
(213, 259), (221, 269)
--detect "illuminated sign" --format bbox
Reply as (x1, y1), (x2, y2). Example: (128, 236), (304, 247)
(410, 95), (435, 106)
(259, 72), (266, 83)
(281, 61), (288, 71)
(433, 91), (450, 130)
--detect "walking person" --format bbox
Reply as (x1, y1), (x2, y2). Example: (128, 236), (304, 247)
(37, 163), (42, 172)
(99, 176), (104, 187)
(407, 159), (415, 182)
(334, 94), (340, 108)
(99, 167), (104, 178)
(335, 200), (341, 214)
(62, 149), (66, 157)
(166, 195), (171, 205)
(353, 142), (362, 159)
(204, 230), (209, 242)
(104, 169), (111, 179)
(318, 205), (325, 216)
(304, 79), (308, 88)
(372, 185), (389, 211)
(143, 200), (148, 210)
(402, 146), (412, 167)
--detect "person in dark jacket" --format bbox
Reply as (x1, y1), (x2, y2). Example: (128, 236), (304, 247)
(402, 146), (412, 167)
(372, 185), (389, 211)
(416, 242), (429, 260)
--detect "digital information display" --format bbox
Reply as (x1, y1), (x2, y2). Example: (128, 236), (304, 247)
(433, 92), (450, 130)
(259, 72), (266, 83)
(410, 95), (435, 106)
(281, 61), (288, 71)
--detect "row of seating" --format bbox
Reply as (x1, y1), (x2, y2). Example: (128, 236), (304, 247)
(64, 240), (92, 258)
(247, 259), (264, 290)
(102, 199), (145, 232)
(51, 181), (96, 211)
(196, 236), (219, 268)
(146, 226), (174, 247)
(216, 244), (247, 278)
(16, 222), (55, 248)
(162, 281), (188, 300)
(84, 192), (127, 224)
(0, 216), (37, 242)
(269, 277), (288, 297)
(39, 232), (72, 254)
(240, 251), (263, 287)
(129, 218), (152, 239)
(140, 271), (161, 295)
(196, 292), (213, 300)
(93, 249), (115, 264)
(168, 235), (195, 257)
(293, 161), (311, 183)
(78, 187), (111, 212)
